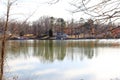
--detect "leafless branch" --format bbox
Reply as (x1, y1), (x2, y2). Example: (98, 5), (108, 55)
(46, 0), (60, 5)
(69, 0), (120, 23)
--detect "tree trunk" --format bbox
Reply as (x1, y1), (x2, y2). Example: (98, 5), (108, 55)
(0, 1), (10, 80)
(0, 37), (6, 80)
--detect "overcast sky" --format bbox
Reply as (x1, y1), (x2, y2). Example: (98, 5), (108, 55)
(0, 0), (85, 22)
(0, 0), (98, 22)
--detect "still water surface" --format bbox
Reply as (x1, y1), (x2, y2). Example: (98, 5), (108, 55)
(5, 39), (120, 80)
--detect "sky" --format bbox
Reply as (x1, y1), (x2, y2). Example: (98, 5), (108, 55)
(0, 0), (116, 23)
(0, 0), (91, 22)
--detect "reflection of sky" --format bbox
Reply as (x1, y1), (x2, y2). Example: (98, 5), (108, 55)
(6, 57), (91, 80)
(5, 40), (120, 80)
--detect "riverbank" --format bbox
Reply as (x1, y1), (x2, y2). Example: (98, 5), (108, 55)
(9, 36), (120, 40)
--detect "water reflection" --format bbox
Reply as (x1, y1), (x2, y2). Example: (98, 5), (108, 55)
(36, 40), (66, 62)
(4, 40), (120, 80)
(6, 40), (120, 62)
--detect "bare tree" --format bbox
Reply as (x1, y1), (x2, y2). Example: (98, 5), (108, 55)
(0, 0), (17, 80)
(0, 0), (36, 79)
(70, 0), (120, 23)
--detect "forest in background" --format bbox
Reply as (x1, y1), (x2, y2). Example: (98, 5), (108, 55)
(0, 16), (119, 40)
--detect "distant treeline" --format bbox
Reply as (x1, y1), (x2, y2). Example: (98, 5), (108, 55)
(0, 16), (119, 39)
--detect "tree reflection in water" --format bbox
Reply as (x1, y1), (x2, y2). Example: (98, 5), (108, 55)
(33, 40), (66, 63)
(6, 40), (120, 63)
(1, 40), (120, 80)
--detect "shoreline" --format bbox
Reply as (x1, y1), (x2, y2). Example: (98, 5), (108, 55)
(9, 37), (120, 40)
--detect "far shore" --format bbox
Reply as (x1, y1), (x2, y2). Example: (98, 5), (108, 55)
(9, 37), (120, 40)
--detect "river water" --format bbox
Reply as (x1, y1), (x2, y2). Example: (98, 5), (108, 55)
(4, 39), (120, 80)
